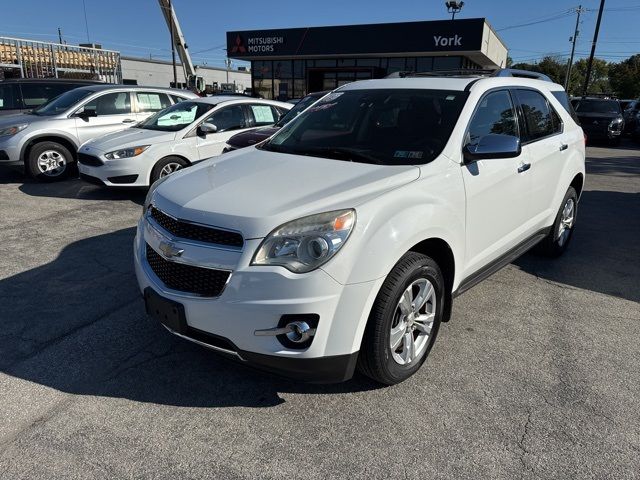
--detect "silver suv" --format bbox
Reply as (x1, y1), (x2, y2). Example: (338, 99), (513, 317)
(0, 85), (198, 181)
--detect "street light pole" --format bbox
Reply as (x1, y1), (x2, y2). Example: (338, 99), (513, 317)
(582, 0), (606, 97)
(445, 1), (464, 20)
(564, 5), (584, 92)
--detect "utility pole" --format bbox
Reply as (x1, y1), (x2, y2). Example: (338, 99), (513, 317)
(168, 0), (178, 87)
(582, 0), (606, 97)
(57, 27), (63, 44)
(564, 6), (584, 92)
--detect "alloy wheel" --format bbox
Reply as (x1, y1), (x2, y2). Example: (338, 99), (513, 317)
(159, 162), (183, 178)
(37, 150), (67, 177)
(557, 198), (575, 246)
(389, 278), (436, 366)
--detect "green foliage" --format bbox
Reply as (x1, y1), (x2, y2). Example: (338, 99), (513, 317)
(609, 55), (640, 99)
(509, 54), (640, 98)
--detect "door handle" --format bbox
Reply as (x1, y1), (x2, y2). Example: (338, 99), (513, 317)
(122, 118), (136, 123)
(559, 144), (568, 151)
(517, 163), (531, 173)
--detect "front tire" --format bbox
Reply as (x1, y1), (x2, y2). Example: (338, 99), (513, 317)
(358, 252), (445, 385)
(150, 156), (188, 185)
(26, 141), (74, 181)
(536, 186), (578, 257)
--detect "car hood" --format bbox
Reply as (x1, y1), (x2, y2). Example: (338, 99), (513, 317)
(227, 127), (280, 148)
(0, 113), (41, 127)
(152, 148), (420, 239)
(82, 127), (176, 153)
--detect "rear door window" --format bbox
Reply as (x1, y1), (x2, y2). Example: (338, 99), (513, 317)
(135, 91), (172, 112)
(515, 89), (554, 142)
(206, 104), (247, 132)
(247, 104), (279, 126)
(0, 83), (18, 110)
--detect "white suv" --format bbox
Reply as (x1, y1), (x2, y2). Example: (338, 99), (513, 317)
(134, 70), (585, 385)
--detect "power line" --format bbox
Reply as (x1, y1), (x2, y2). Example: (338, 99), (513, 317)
(497, 10), (576, 32)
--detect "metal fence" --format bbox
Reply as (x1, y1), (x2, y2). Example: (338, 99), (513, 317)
(0, 36), (122, 83)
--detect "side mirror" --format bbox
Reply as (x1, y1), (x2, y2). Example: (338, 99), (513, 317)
(198, 122), (217, 135)
(464, 134), (521, 163)
(76, 108), (97, 119)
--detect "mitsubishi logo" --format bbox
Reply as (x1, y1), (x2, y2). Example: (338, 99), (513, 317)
(158, 240), (184, 259)
(230, 35), (246, 54)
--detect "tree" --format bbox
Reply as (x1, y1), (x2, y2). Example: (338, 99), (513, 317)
(570, 58), (610, 95)
(609, 54), (640, 98)
(511, 56), (566, 85)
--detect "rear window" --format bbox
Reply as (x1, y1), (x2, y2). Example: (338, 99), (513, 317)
(551, 91), (580, 124)
(20, 83), (77, 108)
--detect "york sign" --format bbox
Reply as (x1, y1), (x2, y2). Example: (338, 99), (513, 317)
(434, 35), (462, 47)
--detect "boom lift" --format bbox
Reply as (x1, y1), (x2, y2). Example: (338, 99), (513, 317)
(157, 0), (205, 92)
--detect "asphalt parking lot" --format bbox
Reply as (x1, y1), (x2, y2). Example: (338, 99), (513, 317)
(0, 141), (638, 479)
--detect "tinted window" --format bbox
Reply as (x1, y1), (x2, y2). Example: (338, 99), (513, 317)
(0, 84), (18, 110)
(467, 90), (517, 147)
(20, 83), (73, 108)
(262, 89), (468, 166)
(207, 105), (246, 131)
(515, 89), (554, 141)
(247, 104), (278, 126)
(275, 93), (321, 127)
(139, 101), (213, 132)
(573, 99), (621, 114)
(136, 92), (171, 112)
(551, 91), (579, 124)
(32, 88), (94, 116)
(83, 92), (131, 115)
(170, 94), (186, 104)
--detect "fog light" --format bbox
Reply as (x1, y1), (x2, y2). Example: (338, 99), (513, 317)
(285, 321), (315, 343)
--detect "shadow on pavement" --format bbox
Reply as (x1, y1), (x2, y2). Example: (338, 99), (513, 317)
(585, 155), (640, 177)
(516, 180), (640, 304)
(0, 167), (145, 204)
(0, 228), (380, 409)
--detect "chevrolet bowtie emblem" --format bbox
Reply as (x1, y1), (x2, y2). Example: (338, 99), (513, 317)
(158, 240), (184, 258)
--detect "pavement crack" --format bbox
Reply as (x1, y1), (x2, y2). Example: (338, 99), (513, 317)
(516, 407), (534, 476)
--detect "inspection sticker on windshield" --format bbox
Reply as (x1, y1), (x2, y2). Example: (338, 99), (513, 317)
(394, 151), (424, 159)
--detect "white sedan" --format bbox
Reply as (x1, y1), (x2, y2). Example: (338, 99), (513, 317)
(77, 96), (292, 187)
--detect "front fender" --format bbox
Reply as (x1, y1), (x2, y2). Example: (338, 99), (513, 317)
(322, 161), (465, 288)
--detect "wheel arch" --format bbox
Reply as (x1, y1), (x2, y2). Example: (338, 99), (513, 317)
(570, 172), (584, 200)
(21, 134), (79, 164)
(148, 154), (192, 184)
(408, 238), (456, 323)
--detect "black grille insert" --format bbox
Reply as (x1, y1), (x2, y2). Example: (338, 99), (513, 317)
(145, 243), (231, 297)
(77, 152), (104, 166)
(149, 206), (243, 248)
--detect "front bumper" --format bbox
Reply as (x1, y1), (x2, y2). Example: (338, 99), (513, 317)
(78, 153), (153, 187)
(0, 136), (22, 165)
(133, 217), (379, 382)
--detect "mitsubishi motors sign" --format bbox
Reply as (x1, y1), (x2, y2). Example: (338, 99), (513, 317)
(227, 18), (485, 59)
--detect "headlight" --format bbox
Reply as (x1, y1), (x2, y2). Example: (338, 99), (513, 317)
(143, 173), (172, 213)
(0, 124), (28, 137)
(252, 209), (355, 273)
(105, 145), (150, 160)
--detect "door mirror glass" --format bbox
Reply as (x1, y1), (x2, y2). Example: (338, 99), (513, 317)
(198, 122), (217, 135)
(76, 107), (97, 118)
(464, 134), (521, 162)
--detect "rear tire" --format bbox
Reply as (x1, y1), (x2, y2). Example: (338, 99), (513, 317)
(536, 186), (578, 257)
(358, 252), (445, 385)
(150, 156), (188, 185)
(26, 141), (74, 182)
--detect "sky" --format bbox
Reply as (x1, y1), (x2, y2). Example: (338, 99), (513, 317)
(0, 0), (638, 69)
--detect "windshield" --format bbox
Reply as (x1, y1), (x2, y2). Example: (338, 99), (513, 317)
(261, 89), (468, 165)
(574, 99), (621, 114)
(275, 93), (323, 127)
(138, 101), (214, 131)
(32, 88), (93, 116)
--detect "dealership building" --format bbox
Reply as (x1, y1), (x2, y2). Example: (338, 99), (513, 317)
(226, 18), (507, 100)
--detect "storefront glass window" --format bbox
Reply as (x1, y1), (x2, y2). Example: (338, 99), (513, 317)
(433, 56), (462, 70)
(253, 79), (273, 99)
(252, 61), (272, 79)
(357, 58), (380, 67)
(416, 57), (434, 73)
(274, 60), (292, 78)
(293, 60), (305, 79)
(387, 58), (406, 74)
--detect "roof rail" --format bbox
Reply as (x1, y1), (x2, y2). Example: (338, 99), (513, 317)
(492, 69), (552, 82)
(385, 69), (496, 79)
